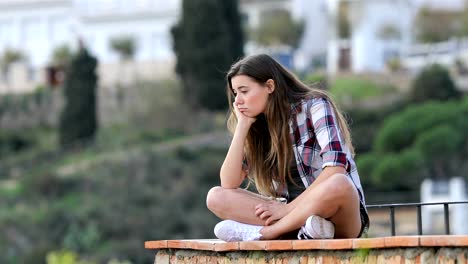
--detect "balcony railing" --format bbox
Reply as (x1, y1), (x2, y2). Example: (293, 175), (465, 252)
(366, 201), (468, 236)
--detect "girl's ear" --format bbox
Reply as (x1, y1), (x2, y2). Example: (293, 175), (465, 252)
(266, 79), (275, 94)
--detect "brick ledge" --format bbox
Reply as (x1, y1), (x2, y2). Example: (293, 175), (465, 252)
(145, 235), (468, 252)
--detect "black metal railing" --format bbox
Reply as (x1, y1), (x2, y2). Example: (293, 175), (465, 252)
(366, 201), (468, 236)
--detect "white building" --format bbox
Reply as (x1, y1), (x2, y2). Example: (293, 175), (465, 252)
(421, 177), (468, 235)
(0, 0), (180, 93)
(0, 0), (179, 66)
(327, 0), (414, 74)
(291, 0), (329, 71)
(1, 0), (466, 93)
(326, 0), (467, 74)
(240, 0), (329, 71)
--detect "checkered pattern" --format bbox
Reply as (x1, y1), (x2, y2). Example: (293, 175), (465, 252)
(287, 97), (369, 233)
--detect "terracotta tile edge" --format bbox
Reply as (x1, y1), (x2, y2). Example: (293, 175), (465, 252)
(265, 240), (293, 250)
(214, 242), (240, 252)
(384, 236), (420, 248)
(167, 240), (189, 249)
(420, 235), (468, 247)
(185, 240), (217, 251)
(352, 238), (386, 249)
(145, 236), (468, 251)
(239, 240), (269, 250)
(145, 240), (168, 249)
(292, 239), (322, 250)
(320, 239), (354, 250)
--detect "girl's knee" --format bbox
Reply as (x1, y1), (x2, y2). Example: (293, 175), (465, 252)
(206, 186), (224, 212)
(323, 173), (358, 199)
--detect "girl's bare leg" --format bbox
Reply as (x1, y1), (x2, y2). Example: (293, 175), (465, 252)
(207, 173), (362, 239)
(206, 187), (274, 226)
(261, 173), (362, 239)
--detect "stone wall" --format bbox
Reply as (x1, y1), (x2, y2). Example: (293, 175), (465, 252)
(154, 247), (466, 264)
(146, 236), (468, 264)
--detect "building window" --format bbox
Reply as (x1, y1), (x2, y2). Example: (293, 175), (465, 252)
(27, 64), (36, 82)
(0, 20), (13, 46)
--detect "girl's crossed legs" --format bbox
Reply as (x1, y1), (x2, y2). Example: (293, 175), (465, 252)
(206, 173), (362, 239)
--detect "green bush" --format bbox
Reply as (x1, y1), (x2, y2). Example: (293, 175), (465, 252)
(0, 144), (226, 264)
(374, 101), (459, 153)
(366, 99), (468, 186)
(330, 76), (395, 103)
(355, 153), (379, 187)
(371, 149), (424, 190)
(302, 72), (327, 89)
(410, 64), (461, 103)
(0, 131), (33, 157)
(348, 101), (407, 153)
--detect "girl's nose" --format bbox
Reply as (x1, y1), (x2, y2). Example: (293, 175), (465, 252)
(235, 95), (243, 105)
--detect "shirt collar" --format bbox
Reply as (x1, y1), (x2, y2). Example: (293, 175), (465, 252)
(290, 100), (303, 115)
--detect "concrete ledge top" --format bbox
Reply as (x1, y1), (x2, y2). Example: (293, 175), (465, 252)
(145, 235), (468, 252)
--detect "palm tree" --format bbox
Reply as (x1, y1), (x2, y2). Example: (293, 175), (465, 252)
(48, 44), (74, 87)
(1, 48), (25, 91)
(109, 36), (137, 115)
(110, 36), (136, 61)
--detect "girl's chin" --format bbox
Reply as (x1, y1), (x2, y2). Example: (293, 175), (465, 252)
(242, 111), (263, 118)
(242, 112), (255, 117)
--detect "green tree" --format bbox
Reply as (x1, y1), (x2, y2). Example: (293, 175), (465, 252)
(59, 46), (98, 147)
(0, 48), (24, 86)
(110, 36), (136, 61)
(410, 64), (461, 103)
(337, 1), (351, 39)
(220, 0), (245, 58)
(250, 9), (304, 48)
(51, 44), (74, 68)
(171, 0), (244, 110)
(360, 99), (468, 191)
(461, 1), (468, 36)
(378, 24), (401, 41)
(415, 8), (463, 42)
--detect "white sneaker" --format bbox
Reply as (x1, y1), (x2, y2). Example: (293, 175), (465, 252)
(297, 215), (335, 239)
(214, 220), (263, 242)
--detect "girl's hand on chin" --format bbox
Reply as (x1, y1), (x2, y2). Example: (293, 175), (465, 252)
(233, 102), (256, 127)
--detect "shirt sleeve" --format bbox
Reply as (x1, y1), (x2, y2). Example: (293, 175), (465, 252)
(309, 98), (349, 169)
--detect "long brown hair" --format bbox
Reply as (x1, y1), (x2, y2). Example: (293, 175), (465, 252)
(226, 54), (353, 197)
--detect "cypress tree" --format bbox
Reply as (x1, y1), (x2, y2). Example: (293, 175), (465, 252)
(59, 46), (98, 147)
(220, 0), (245, 61)
(172, 0), (244, 111)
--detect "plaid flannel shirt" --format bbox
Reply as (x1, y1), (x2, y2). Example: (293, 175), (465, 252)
(285, 97), (369, 231)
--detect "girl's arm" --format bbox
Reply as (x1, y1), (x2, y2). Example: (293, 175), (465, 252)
(220, 103), (256, 188)
(220, 122), (251, 188)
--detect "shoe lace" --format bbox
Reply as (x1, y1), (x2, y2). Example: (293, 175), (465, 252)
(297, 226), (312, 240)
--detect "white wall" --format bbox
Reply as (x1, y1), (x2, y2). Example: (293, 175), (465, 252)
(292, 0), (329, 70)
(421, 177), (468, 235)
(0, 0), (180, 92)
(0, 0), (180, 67)
(350, 0), (412, 72)
(0, 1), (74, 67)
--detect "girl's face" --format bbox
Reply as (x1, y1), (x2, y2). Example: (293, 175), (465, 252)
(231, 75), (274, 117)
